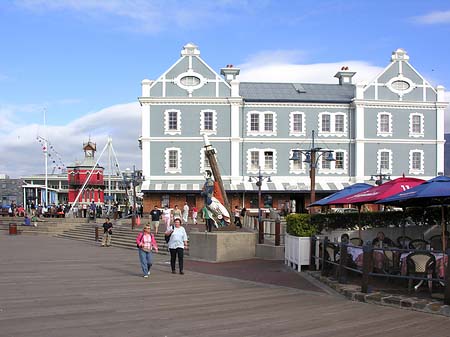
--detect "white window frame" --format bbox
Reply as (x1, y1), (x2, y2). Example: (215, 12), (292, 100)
(200, 109), (217, 135)
(318, 112), (347, 137)
(377, 149), (393, 174)
(200, 148), (212, 173)
(289, 112), (306, 136)
(247, 111), (277, 136)
(164, 109), (181, 135)
(247, 148), (277, 174)
(409, 149), (424, 175)
(333, 150), (347, 174)
(409, 113), (424, 138)
(377, 112), (392, 137)
(289, 149), (306, 174)
(165, 147), (182, 174)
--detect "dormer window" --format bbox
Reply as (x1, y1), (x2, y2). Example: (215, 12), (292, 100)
(391, 80), (410, 91)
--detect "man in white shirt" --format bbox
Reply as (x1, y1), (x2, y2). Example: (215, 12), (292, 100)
(182, 202), (189, 225)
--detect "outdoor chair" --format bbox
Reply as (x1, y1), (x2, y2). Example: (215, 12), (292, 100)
(319, 243), (338, 276)
(406, 252), (435, 294)
(383, 249), (400, 275)
(429, 235), (450, 251)
(396, 235), (412, 249)
(349, 237), (363, 246)
(409, 239), (428, 250)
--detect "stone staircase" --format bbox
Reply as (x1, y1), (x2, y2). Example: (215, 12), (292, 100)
(56, 223), (171, 255)
(0, 217), (83, 235)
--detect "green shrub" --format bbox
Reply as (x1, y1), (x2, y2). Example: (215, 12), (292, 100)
(286, 213), (318, 237)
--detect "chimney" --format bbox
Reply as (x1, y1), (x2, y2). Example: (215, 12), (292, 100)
(334, 66), (356, 85)
(220, 64), (240, 83)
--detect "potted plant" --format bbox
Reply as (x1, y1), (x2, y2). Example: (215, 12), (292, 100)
(285, 214), (318, 271)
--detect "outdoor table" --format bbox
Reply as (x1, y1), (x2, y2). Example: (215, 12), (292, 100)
(347, 246), (385, 270)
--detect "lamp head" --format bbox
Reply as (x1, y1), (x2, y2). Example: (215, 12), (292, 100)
(303, 153), (311, 164)
(290, 150), (301, 161)
(325, 151), (335, 162)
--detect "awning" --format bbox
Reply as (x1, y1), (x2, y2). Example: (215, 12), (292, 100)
(141, 181), (349, 193)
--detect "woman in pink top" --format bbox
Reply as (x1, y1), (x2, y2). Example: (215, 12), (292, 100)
(136, 224), (159, 278)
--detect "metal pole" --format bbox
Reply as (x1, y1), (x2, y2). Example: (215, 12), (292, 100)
(132, 165), (137, 230)
(275, 219), (280, 246)
(258, 169), (263, 244)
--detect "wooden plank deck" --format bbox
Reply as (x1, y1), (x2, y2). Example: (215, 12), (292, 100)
(0, 234), (449, 337)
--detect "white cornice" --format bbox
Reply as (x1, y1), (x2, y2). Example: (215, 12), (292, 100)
(352, 99), (448, 110)
(138, 97), (242, 105)
(244, 102), (351, 109)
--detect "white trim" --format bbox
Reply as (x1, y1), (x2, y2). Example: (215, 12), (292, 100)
(409, 149), (424, 175)
(247, 148), (277, 174)
(408, 112), (424, 138)
(199, 148), (211, 173)
(165, 147), (182, 174)
(386, 75), (415, 97)
(289, 149), (306, 174)
(247, 111), (277, 136)
(199, 109), (217, 135)
(174, 70), (207, 94)
(289, 111), (306, 136)
(317, 111), (347, 137)
(377, 112), (392, 137)
(164, 109), (181, 135)
(377, 149), (393, 175)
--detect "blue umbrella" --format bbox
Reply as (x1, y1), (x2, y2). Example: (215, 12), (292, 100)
(377, 175), (450, 251)
(309, 183), (372, 207)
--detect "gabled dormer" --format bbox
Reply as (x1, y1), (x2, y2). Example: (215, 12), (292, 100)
(142, 43), (232, 98)
(361, 48), (439, 102)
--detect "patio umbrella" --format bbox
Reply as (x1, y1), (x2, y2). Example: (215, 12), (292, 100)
(331, 177), (425, 238)
(376, 175), (450, 251)
(309, 183), (372, 207)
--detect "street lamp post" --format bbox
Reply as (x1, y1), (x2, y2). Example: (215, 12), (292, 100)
(124, 166), (142, 230)
(290, 130), (334, 213)
(249, 167), (271, 244)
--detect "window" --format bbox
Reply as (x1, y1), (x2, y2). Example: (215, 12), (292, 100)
(335, 151), (344, 169)
(165, 147), (182, 173)
(391, 80), (410, 91)
(318, 112), (346, 136)
(164, 110), (181, 135)
(264, 151), (273, 170)
(290, 112), (305, 136)
(250, 113), (259, 131)
(180, 76), (200, 86)
(409, 150), (424, 174)
(335, 115), (344, 132)
(247, 149), (277, 173)
(289, 149), (304, 173)
(321, 114), (331, 132)
(321, 156), (331, 169)
(377, 112), (392, 136)
(161, 194), (170, 208)
(200, 110), (217, 134)
(200, 148), (211, 173)
(377, 149), (392, 174)
(264, 114), (273, 132)
(247, 111), (276, 136)
(409, 113), (424, 137)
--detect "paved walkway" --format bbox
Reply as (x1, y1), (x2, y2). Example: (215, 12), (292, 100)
(1, 233), (450, 337)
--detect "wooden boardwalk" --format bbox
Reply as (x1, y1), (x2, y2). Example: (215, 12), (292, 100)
(1, 234), (450, 337)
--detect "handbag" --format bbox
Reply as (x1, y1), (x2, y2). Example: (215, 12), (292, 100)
(165, 226), (174, 243)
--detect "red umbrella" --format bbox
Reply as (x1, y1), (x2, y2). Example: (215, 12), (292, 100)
(332, 177), (425, 205)
(331, 177), (425, 238)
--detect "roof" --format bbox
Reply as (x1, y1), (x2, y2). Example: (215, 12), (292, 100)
(239, 82), (355, 103)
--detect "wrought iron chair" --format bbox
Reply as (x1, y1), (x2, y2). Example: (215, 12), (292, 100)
(349, 237), (363, 247)
(406, 252), (436, 294)
(429, 235), (450, 251)
(396, 235), (412, 249)
(409, 239), (428, 250)
(383, 248), (400, 275)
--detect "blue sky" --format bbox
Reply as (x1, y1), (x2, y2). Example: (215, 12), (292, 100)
(1, 0), (450, 177)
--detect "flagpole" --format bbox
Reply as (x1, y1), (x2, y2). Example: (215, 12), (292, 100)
(44, 108), (48, 206)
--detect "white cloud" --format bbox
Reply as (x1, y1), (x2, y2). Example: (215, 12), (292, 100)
(0, 102), (141, 178)
(414, 10), (450, 24)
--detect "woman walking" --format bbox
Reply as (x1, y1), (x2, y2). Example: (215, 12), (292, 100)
(165, 218), (188, 274)
(136, 224), (159, 278)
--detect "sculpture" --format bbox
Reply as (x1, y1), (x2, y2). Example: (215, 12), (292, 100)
(201, 170), (230, 228)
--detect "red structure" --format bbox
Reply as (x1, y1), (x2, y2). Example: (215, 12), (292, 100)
(67, 141), (105, 205)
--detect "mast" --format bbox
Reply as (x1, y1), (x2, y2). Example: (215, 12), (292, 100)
(44, 108), (48, 206)
(202, 135), (231, 217)
(108, 137), (112, 214)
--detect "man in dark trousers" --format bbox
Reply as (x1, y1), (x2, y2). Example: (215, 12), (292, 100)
(101, 217), (113, 247)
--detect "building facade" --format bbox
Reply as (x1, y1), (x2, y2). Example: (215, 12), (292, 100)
(139, 44), (447, 213)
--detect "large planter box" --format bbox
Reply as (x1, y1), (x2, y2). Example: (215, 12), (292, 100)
(284, 234), (311, 271)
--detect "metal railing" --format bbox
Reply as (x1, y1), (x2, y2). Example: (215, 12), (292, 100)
(243, 215), (285, 246)
(311, 236), (450, 304)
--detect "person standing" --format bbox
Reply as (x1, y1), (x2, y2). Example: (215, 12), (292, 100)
(136, 224), (158, 278)
(166, 218), (188, 274)
(149, 205), (162, 235)
(101, 217), (113, 247)
(234, 206), (242, 228)
(173, 205), (182, 220)
(182, 202), (189, 225)
(162, 205), (171, 228)
(202, 206), (213, 232)
(191, 206), (198, 225)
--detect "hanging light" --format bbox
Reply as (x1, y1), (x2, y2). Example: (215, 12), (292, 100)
(290, 150), (301, 161)
(303, 153), (311, 164)
(325, 151), (335, 161)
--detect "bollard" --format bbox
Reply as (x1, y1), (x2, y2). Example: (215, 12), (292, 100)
(9, 223), (17, 235)
(275, 219), (280, 246)
(95, 226), (99, 242)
